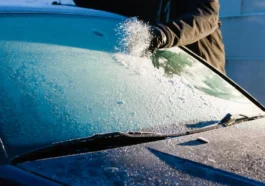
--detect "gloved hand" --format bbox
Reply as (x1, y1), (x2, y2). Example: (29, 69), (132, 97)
(148, 26), (167, 53)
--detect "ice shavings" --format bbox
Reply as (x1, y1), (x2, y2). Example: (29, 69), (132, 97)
(115, 17), (152, 58)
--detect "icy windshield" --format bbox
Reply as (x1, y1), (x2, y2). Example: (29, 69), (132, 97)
(0, 13), (262, 158)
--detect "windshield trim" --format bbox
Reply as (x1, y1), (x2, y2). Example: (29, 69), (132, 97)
(180, 46), (265, 111)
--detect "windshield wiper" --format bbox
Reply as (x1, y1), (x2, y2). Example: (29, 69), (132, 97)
(12, 113), (265, 165)
(12, 132), (179, 165)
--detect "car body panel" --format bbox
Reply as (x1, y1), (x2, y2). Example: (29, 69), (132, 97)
(0, 5), (125, 20)
(0, 165), (62, 186)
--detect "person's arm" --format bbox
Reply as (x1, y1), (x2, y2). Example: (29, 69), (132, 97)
(158, 0), (220, 48)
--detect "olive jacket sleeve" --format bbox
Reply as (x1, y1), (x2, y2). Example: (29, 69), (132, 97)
(159, 0), (220, 48)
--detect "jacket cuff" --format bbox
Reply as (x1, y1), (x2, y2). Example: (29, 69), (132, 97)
(157, 23), (176, 48)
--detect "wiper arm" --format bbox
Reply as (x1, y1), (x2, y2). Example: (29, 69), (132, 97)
(12, 113), (265, 165)
(218, 113), (265, 126)
(186, 113), (265, 136)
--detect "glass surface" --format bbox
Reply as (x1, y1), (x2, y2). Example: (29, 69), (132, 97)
(0, 14), (262, 158)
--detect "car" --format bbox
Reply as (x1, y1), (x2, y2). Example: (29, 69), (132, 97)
(0, 5), (265, 186)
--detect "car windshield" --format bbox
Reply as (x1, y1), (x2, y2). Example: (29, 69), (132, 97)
(0, 13), (263, 158)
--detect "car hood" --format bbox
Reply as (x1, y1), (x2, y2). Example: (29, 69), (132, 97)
(18, 118), (265, 185)
(0, 5), (126, 20)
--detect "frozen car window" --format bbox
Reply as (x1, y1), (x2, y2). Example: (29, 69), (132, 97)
(0, 14), (263, 158)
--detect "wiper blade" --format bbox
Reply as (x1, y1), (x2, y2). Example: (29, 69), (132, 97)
(12, 113), (265, 165)
(12, 131), (180, 165)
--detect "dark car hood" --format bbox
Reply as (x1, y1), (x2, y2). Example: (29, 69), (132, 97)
(19, 118), (265, 185)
